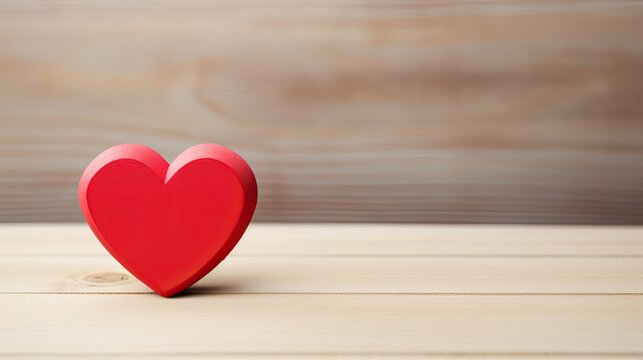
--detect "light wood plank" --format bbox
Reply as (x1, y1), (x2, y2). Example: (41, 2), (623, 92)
(2, 224), (643, 256)
(1, 1), (642, 224)
(1, 255), (642, 295)
(1, 294), (641, 355)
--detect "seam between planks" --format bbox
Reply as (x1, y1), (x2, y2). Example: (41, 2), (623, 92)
(1, 292), (643, 296)
(3, 254), (643, 258)
(1, 351), (643, 357)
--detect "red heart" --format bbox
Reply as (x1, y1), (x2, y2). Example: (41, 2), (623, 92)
(78, 144), (257, 297)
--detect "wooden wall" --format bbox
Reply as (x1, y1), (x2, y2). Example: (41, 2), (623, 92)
(1, 1), (642, 224)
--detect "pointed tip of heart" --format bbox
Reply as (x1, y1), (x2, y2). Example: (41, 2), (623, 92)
(152, 285), (184, 298)
(148, 279), (196, 298)
(156, 290), (179, 298)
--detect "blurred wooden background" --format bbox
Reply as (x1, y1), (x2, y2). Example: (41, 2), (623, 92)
(0, 1), (642, 224)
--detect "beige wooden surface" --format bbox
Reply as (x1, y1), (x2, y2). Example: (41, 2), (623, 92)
(1, 224), (642, 358)
(1, 1), (643, 224)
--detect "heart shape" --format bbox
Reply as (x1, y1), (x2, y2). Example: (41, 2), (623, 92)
(78, 144), (257, 297)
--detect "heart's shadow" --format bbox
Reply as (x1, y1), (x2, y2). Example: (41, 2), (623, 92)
(173, 280), (252, 298)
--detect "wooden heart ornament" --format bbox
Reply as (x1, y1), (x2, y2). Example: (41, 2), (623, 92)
(78, 144), (257, 297)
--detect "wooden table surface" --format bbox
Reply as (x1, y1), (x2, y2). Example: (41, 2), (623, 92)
(1, 223), (642, 358)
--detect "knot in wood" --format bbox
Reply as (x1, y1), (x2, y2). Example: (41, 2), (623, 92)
(80, 272), (131, 285)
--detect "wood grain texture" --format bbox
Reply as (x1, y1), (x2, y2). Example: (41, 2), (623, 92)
(1, 224), (643, 358)
(2, 294), (643, 356)
(1, 1), (643, 224)
(3, 255), (643, 294)
(2, 223), (643, 256)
